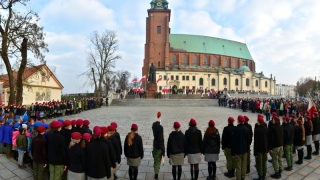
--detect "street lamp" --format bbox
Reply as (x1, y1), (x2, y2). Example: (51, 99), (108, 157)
(208, 74), (211, 92)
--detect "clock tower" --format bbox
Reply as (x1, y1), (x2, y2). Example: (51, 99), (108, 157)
(142, 0), (171, 79)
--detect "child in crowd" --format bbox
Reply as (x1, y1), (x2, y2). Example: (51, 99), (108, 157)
(16, 128), (27, 168)
(12, 122), (20, 160)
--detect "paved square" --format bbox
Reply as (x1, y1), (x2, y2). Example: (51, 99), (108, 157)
(1, 104), (319, 180)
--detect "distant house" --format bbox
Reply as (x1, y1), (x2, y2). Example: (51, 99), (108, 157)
(0, 64), (63, 105)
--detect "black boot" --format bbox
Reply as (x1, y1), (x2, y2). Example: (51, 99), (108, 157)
(284, 165), (292, 171)
(295, 149), (303, 164)
(154, 174), (158, 179)
(194, 170), (199, 180)
(271, 172), (281, 179)
(232, 169), (235, 177)
(246, 164), (250, 174)
(305, 145), (312, 159)
(223, 170), (233, 178)
(253, 176), (263, 180)
(313, 142), (319, 155)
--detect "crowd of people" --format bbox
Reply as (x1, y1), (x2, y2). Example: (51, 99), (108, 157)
(0, 103), (319, 180)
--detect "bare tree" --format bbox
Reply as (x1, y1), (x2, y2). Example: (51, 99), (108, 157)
(0, 0), (48, 105)
(295, 77), (313, 97)
(79, 30), (121, 97)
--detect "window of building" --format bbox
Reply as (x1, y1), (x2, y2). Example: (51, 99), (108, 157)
(176, 75), (179, 80)
(171, 75), (174, 80)
(224, 58), (228, 67)
(41, 73), (46, 82)
(192, 76), (195, 81)
(157, 26), (161, 34)
(234, 60), (237, 68)
(203, 56), (208, 64)
(164, 75), (167, 80)
(186, 76), (189, 80)
(172, 54), (177, 63)
(213, 57), (217, 65)
(255, 80), (258, 87)
(158, 61), (160, 67)
(223, 78), (227, 85)
(159, 86), (162, 90)
(183, 55), (187, 64)
(211, 78), (216, 86)
(235, 79), (239, 86)
(199, 78), (203, 85)
(265, 81), (268, 87)
(246, 78), (250, 86)
(193, 55), (198, 64)
(182, 76), (185, 80)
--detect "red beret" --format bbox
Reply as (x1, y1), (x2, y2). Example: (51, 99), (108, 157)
(314, 111), (318, 115)
(209, 120), (215, 126)
(272, 112), (277, 116)
(93, 126), (101, 136)
(238, 115), (245, 123)
(297, 119), (302, 123)
(76, 119), (83, 126)
(82, 133), (92, 141)
(157, 112), (161, 118)
(285, 116), (290, 121)
(100, 126), (108, 134)
(131, 123), (138, 131)
(189, 118), (197, 126)
(299, 112), (303, 116)
(258, 114), (263, 118)
(290, 114), (295, 118)
(244, 116), (249, 122)
(71, 120), (76, 126)
(306, 116), (311, 120)
(274, 116), (280, 122)
(110, 122), (118, 129)
(173, 121), (180, 128)
(37, 126), (46, 133)
(71, 132), (82, 140)
(258, 117), (264, 123)
(228, 117), (235, 123)
(108, 125), (115, 131)
(51, 121), (62, 128)
(63, 120), (71, 127)
(83, 120), (90, 126)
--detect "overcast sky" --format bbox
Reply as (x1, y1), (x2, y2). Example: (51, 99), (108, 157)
(5, 0), (320, 93)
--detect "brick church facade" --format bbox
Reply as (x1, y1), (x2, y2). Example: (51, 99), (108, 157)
(143, 0), (276, 95)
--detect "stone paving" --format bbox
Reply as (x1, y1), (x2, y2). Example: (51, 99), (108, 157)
(1, 104), (320, 179)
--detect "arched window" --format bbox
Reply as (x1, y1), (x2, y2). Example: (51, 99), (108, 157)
(246, 78), (250, 86)
(223, 78), (227, 85)
(234, 60), (237, 68)
(265, 81), (268, 87)
(183, 55), (187, 64)
(172, 54), (177, 63)
(224, 58), (228, 67)
(158, 61), (160, 67)
(235, 79), (239, 86)
(193, 55), (198, 64)
(255, 80), (258, 87)
(211, 78), (215, 86)
(199, 78), (203, 85)
(213, 57), (217, 65)
(203, 56), (208, 64)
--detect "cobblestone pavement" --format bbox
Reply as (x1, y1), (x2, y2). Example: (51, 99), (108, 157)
(1, 105), (320, 179)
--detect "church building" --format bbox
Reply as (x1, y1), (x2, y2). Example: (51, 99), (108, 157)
(142, 0), (276, 95)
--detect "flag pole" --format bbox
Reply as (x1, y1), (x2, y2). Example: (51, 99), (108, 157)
(145, 77), (146, 98)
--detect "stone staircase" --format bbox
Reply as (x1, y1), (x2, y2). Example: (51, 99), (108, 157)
(125, 93), (212, 100)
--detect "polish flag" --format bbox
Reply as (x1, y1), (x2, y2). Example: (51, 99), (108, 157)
(139, 75), (146, 82)
(156, 76), (162, 83)
(132, 77), (138, 82)
(166, 78), (170, 83)
(308, 98), (317, 115)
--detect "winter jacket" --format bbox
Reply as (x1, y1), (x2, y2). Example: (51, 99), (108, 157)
(68, 143), (86, 173)
(31, 134), (47, 164)
(3, 125), (13, 144)
(16, 134), (27, 151)
(203, 130), (220, 154)
(222, 124), (235, 150)
(254, 123), (269, 156)
(47, 130), (67, 165)
(269, 123), (284, 149)
(114, 131), (122, 154)
(304, 120), (313, 136)
(167, 130), (185, 157)
(152, 121), (165, 156)
(185, 126), (203, 154)
(294, 125), (305, 147)
(124, 133), (144, 159)
(61, 128), (72, 148)
(108, 135), (121, 163)
(312, 117), (320, 135)
(244, 122), (253, 146)
(0, 124), (5, 142)
(12, 130), (19, 146)
(231, 124), (250, 156)
(282, 123), (294, 145)
(100, 138), (116, 168)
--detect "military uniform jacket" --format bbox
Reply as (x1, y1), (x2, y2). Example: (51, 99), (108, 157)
(254, 124), (269, 156)
(222, 124), (235, 150)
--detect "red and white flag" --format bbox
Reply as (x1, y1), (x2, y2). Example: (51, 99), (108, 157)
(156, 76), (162, 83)
(139, 75), (146, 82)
(308, 98), (317, 115)
(166, 78), (170, 83)
(132, 77), (138, 82)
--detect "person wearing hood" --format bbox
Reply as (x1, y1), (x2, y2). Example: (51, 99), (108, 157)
(167, 122), (185, 180)
(185, 118), (203, 180)
(152, 112), (165, 179)
(203, 120), (220, 180)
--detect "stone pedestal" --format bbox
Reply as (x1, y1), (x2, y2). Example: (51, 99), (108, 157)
(146, 82), (157, 99)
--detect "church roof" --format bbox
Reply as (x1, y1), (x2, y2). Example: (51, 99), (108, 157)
(238, 65), (251, 72)
(169, 34), (254, 61)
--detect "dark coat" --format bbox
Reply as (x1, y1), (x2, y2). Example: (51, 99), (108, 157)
(47, 130), (67, 165)
(68, 143), (86, 173)
(304, 121), (313, 136)
(222, 124), (235, 150)
(61, 128), (72, 148)
(124, 133), (144, 159)
(203, 130), (220, 154)
(100, 138), (116, 168)
(312, 117), (320, 135)
(108, 135), (121, 163)
(152, 121), (165, 156)
(86, 138), (112, 179)
(185, 127), (203, 154)
(269, 123), (284, 149)
(114, 131), (122, 154)
(82, 126), (92, 135)
(244, 122), (253, 145)
(254, 124), (269, 156)
(282, 123), (294, 145)
(231, 124), (250, 156)
(31, 134), (47, 164)
(167, 130), (185, 157)
(294, 125), (305, 147)
(73, 126), (86, 135)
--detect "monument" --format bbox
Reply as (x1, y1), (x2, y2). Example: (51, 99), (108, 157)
(146, 63), (157, 98)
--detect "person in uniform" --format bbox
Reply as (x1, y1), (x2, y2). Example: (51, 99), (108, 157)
(253, 117), (268, 180)
(243, 116), (253, 173)
(294, 118), (305, 165)
(304, 116), (313, 159)
(282, 116), (294, 171)
(269, 116), (284, 179)
(312, 111), (320, 155)
(67, 132), (86, 180)
(167, 122), (185, 180)
(152, 112), (165, 179)
(222, 117), (236, 178)
(31, 126), (47, 180)
(107, 125), (121, 180)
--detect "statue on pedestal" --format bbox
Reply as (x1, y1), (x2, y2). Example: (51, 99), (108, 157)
(148, 63), (156, 83)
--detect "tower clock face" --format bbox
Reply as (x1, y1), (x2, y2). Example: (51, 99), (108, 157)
(157, 1), (162, 6)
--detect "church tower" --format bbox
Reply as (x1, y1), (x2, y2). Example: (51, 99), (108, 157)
(142, 0), (171, 78)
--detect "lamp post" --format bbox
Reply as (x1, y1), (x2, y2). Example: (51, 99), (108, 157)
(122, 73), (126, 90)
(208, 74), (211, 92)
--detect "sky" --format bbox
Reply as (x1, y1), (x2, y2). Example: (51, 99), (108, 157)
(4, 0), (320, 93)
